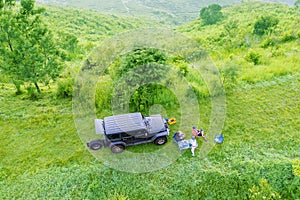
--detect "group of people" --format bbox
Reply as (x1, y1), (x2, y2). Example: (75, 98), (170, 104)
(173, 126), (212, 157)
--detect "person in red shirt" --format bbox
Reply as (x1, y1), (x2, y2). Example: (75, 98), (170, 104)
(192, 126), (208, 142)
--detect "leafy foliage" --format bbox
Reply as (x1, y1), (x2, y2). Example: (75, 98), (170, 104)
(249, 179), (281, 199)
(253, 15), (279, 36)
(221, 62), (240, 89)
(111, 48), (167, 80)
(57, 78), (74, 98)
(106, 48), (177, 115)
(200, 4), (224, 25)
(245, 50), (262, 65)
(0, 0), (62, 94)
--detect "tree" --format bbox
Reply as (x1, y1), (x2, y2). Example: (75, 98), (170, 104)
(111, 48), (167, 80)
(0, 0), (62, 94)
(110, 48), (170, 114)
(200, 4), (224, 25)
(253, 16), (279, 36)
(295, 0), (300, 7)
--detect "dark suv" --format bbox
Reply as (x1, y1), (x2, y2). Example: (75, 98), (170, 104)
(87, 112), (169, 153)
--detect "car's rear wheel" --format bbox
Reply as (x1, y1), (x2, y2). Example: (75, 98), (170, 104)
(111, 144), (125, 153)
(88, 140), (103, 150)
(154, 136), (167, 145)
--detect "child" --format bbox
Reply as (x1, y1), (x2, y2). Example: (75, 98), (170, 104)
(190, 136), (198, 156)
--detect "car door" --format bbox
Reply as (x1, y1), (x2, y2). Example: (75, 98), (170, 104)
(121, 132), (135, 144)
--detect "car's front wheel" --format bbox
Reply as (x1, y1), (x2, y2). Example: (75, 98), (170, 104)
(154, 136), (167, 145)
(111, 144), (125, 153)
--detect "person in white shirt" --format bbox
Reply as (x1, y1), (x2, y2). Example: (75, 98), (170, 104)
(190, 136), (198, 157)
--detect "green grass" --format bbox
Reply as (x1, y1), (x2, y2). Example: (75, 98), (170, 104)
(1, 73), (299, 199)
(0, 84), (91, 178)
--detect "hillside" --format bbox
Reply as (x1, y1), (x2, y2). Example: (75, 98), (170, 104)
(1, 1), (300, 199)
(36, 0), (298, 25)
(36, 0), (241, 25)
(179, 1), (300, 84)
(40, 5), (159, 52)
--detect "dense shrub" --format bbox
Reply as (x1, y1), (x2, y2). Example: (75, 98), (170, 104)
(281, 31), (297, 42)
(260, 37), (277, 48)
(249, 179), (281, 199)
(200, 4), (224, 25)
(110, 48), (167, 80)
(57, 78), (74, 98)
(253, 16), (279, 36)
(95, 76), (113, 111)
(26, 85), (39, 100)
(221, 63), (240, 89)
(245, 50), (262, 65)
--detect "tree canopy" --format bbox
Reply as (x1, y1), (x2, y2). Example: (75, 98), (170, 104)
(200, 4), (224, 25)
(109, 48), (171, 114)
(0, 0), (62, 94)
(253, 15), (279, 36)
(111, 48), (167, 81)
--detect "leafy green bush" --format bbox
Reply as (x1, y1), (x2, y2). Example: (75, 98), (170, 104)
(56, 32), (84, 61)
(200, 4), (224, 25)
(106, 48), (179, 115)
(260, 37), (277, 48)
(221, 63), (240, 89)
(0, 73), (10, 84)
(110, 48), (167, 80)
(271, 47), (285, 57)
(57, 78), (74, 98)
(95, 76), (113, 111)
(26, 84), (39, 100)
(281, 31), (297, 42)
(249, 179), (281, 200)
(245, 50), (262, 65)
(292, 159), (300, 177)
(253, 16), (279, 36)
(178, 63), (189, 77)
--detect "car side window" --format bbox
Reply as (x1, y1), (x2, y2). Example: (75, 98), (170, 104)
(121, 132), (134, 138)
(107, 134), (120, 140)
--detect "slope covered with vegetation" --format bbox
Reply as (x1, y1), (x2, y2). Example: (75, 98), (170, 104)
(179, 1), (300, 85)
(41, 5), (159, 59)
(36, 0), (298, 25)
(0, 1), (299, 199)
(36, 0), (242, 25)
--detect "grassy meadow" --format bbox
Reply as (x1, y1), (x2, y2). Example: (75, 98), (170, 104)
(0, 1), (300, 199)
